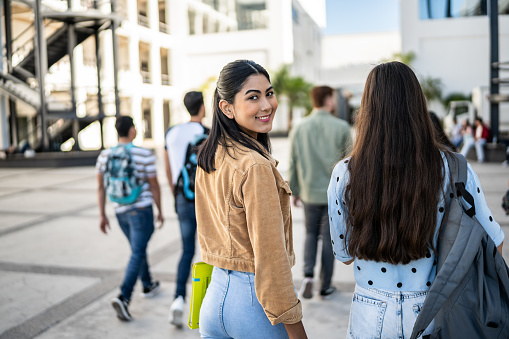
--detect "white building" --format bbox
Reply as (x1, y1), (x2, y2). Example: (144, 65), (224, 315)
(0, 0), (324, 152)
(401, 0), (509, 121)
(320, 31), (401, 107)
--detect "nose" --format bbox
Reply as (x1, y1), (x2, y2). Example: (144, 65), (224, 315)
(260, 97), (272, 112)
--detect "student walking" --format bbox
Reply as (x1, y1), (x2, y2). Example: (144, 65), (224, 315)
(96, 115), (164, 321)
(195, 60), (307, 339)
(289, 85), (351, 299)
(327, 62), (504, 338)
(164, 91), (209, 327)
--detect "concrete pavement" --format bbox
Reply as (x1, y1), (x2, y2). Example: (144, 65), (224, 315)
(0, 137), (508, 339)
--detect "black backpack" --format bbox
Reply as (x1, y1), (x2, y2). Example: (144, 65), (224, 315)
(175, 133), (208, 201)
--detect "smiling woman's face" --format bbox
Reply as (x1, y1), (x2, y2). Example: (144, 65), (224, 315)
(223, 74), (278, 139)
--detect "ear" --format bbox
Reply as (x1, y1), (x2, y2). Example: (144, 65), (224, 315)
(219, 100), (234, 119)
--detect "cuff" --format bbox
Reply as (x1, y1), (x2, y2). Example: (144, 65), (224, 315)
(493, 228), (505, 247)
(268, 300), (303, 325)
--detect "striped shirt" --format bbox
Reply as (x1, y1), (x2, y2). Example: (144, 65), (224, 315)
(96, 143), (157, 213)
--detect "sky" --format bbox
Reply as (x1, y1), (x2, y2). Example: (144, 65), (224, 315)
(321, 0), (400, 35)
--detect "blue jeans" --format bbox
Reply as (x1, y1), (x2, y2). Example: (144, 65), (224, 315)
(116, 205), (155, 301)
(175, 193), (197, 300)
(460, 138), (487, 163)
(199, 267), (289, 339)
(347, 285), (434, 338)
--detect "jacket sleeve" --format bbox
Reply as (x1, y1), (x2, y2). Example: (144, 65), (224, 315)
(241, 163), (302, 325)
(288, 129), (300, 196)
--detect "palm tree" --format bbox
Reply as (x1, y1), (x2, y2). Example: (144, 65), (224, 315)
(420, 75), (444, 104)
(271, 65), (313, 131)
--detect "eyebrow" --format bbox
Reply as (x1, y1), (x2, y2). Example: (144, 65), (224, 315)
(245, 86), (274, 95)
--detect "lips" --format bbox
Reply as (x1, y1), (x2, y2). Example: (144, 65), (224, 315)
(255, 114), (271, 122)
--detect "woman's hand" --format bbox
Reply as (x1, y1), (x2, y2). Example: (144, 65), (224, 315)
(284, 321), (308, 339)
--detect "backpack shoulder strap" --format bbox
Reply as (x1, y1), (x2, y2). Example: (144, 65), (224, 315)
(410, 153), (473, 339)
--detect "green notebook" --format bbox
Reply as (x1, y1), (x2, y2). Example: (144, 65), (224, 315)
(188, 262), (213, 329)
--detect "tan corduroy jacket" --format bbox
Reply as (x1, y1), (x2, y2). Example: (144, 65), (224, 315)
(195, 139), (302, 325)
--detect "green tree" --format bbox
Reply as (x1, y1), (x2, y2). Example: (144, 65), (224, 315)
(383, 51), (444, 104)
(383, 51), (416, 65)
(442, 92), (470, 109)
(420, 75), (444, 103)
(272, 65), (313, 131)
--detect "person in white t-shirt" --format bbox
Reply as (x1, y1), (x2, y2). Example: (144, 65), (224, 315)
(164, 91), (209, 328)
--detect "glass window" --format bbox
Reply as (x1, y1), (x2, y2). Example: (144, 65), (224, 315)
(419, 0), (507, 19)
(187, 0), (267, 34)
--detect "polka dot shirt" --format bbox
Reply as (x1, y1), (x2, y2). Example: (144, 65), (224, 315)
(327, 154), (505, 292)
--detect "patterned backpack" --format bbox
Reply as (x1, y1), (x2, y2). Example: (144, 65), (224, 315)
(176, 133), (208, 201)
(104, 143), (143, 204)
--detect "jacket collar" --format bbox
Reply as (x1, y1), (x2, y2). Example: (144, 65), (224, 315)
(312, 109), (332, 116)
(224, 136), (278, 167)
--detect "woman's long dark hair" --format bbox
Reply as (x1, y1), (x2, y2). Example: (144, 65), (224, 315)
(197, 60), (272, 173)
(345, 61), (450, 265)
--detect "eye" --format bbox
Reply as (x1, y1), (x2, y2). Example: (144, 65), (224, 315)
(267, 91), (274, 97)
(248, 95), (259, 100)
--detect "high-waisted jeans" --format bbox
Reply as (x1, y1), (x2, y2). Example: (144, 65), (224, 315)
(347, 285), (434, 339)
(199, 267), (289, 339)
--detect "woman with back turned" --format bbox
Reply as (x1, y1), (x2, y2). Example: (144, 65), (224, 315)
(327, 61), (504, 338)
(195, 60), (307, 339)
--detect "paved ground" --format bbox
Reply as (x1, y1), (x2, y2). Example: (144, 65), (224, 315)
(0, 137), (508, 339)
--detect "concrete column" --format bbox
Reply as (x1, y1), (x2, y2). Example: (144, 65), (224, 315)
(195, 10), (203, 35)
(149, 0), (159, 31)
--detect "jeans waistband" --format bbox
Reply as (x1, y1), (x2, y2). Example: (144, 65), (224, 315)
(356, 284), (428, 300)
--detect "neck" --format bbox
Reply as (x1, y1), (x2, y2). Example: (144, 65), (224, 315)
(315, 107), (330, 113)
(118, 137), (131, 144)
(190, 116), (202, 123)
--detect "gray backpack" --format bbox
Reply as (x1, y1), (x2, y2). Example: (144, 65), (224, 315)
(411, 153), (509, 339)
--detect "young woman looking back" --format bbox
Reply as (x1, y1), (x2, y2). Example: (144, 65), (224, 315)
(195, 60), (307, 339)
(328, 61), (504, 338)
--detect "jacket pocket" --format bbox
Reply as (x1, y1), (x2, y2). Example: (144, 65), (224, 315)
(349, 293), (387, 339)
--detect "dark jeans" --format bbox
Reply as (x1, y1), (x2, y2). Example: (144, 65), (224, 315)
(116, 205), (155, 301)
(303, 202), (334, 291)
(175, 193), (197, 300)
(501, 139), (509, 162)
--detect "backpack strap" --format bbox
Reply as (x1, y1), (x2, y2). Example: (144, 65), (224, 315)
(445, 152), (475, 218)
(410, 152), (471, 339)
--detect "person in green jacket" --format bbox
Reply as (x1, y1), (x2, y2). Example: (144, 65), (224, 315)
(289, 86), (352, 299)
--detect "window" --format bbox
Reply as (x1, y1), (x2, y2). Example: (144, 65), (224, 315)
(159, 0), (169, 33)
(139, 42), (151, 84)
(419, 0), (509, 20)
(137, 0), (150, 27)
(187, 0), (267, 35)
(163, 101), (171, 132)
(160, 48), (170, 86)
(142, 99), (152, 139)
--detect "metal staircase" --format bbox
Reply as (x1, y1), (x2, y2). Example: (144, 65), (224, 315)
(1, 0), (121, 152)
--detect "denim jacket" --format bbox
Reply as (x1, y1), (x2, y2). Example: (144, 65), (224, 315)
(195, 139), (302, 325)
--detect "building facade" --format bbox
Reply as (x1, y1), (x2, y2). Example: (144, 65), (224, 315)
(0, 0), (323, 152)
(401, 0), (509, 119)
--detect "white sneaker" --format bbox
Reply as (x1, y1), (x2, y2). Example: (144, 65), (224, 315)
(502, 160), (509, 167)
(169, 296), (184, 328)
(300, 277), (314, 299)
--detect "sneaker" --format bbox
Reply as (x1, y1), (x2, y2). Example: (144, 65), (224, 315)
(300, 277), (313, 299)
(169, 295), (184, 328)
(111, 294), (132, 321)
(320, 286), (337, 299)
(141, 281), (160, 298)
(502, 160), (509, 167)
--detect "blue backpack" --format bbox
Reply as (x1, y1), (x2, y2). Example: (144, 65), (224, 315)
(104, 143), (143, 205)
(176, 133), (208, 201)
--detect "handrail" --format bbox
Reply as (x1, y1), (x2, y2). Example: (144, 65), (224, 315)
(11, 22), (35, 45)
(10, 19), (59, 59)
